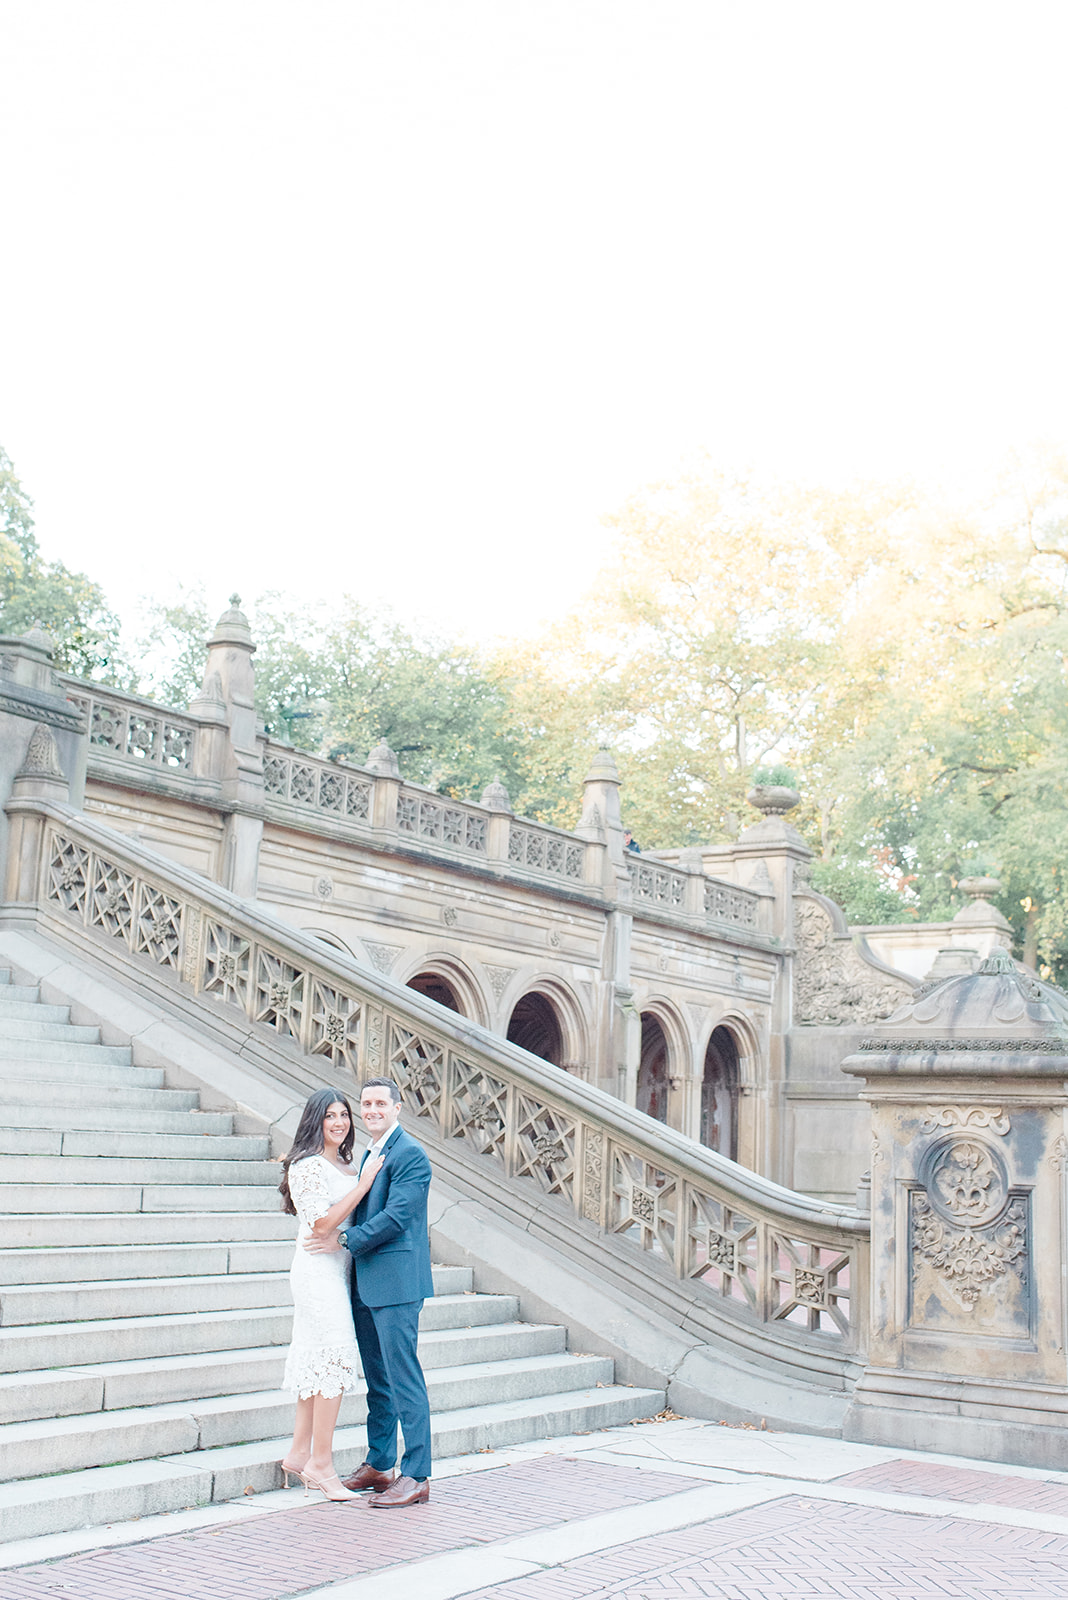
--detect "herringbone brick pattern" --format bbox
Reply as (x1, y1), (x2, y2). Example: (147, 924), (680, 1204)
(0, 1458), (704, 1600)
(462, 1495), (1068, 1599)
(837, 1457), (1068, 1514)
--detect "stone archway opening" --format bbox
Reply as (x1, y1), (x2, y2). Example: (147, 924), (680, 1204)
(637, 1012), (669, 1124)
(507, 991), (564, 1066)
(701, 1024), (740, 1159)
(406, 971), (463, 1015)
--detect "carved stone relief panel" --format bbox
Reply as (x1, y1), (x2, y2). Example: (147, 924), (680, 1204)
(908, 1134), (1032, 1337)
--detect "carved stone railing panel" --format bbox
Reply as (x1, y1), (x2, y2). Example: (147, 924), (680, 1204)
(396, 789), (488, 856)
(262, 743), (373, 824)
(633, 861), (688, 911)
(61, 680), (197, 772)
(34, 806), (865, 1361)
(508, 821), (585, 882)
(704, 877), (759, 929)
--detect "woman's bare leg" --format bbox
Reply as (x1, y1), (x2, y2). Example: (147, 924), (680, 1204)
(282, 1395), (314, 1475)
(307, 1391), (345, 1479)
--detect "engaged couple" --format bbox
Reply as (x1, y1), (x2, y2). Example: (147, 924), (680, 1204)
(277, 1077), (434, 1506)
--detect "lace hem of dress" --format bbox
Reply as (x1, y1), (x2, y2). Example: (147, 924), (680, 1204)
(283, 1344), (361, 1400)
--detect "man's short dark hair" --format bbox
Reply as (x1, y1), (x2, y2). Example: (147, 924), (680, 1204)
(361, 1077), (401, 1103)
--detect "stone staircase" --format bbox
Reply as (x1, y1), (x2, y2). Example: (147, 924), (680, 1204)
(0, 971), (663, 1543)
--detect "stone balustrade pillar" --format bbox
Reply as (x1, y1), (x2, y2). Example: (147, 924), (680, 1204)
(842, 950), (1068, 1468)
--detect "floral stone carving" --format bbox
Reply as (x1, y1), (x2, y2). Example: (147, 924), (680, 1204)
(793, 895), (912, 1026)
(911, 1136), (1029, 1318)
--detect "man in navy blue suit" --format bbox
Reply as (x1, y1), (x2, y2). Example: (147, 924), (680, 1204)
(309, 1077), (434, 1506)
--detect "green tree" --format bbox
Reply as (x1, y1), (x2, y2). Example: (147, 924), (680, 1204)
(0, 446), (124, 678)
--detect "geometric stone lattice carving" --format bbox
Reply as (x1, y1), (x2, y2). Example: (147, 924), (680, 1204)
(448, 1056), (508, 1165)
(769, 1234), (851, 1336)
(134, 885), (183, 971)
(254, 951), (305, 1043)
(389, 1023), (445, 1123)
(513, 1093), (574, 1202)
(202, 922), (251, 1011)
(686, 1190), (759, 1314)
(308, 979), (360, 1077)
(610, 1149), (676, 1263)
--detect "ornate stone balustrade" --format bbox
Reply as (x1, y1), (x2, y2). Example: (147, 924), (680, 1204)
(507, 819), (586, 882)
(398, 788), (489, 857)
(61, 679), (198, 774)
(632, 859), (689, 911)
(704, 877), (759, 929)
(23, 800), (866, 1367)
(262, 742), (373, 824)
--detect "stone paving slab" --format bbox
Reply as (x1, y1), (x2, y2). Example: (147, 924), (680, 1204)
(837, 1458), (1068, 1515)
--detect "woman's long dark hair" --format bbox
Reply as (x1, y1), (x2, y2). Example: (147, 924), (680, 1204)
(278, 1089), (355, 1215)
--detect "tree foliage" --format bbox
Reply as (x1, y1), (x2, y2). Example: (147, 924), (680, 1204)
(0, 446), (123, 677)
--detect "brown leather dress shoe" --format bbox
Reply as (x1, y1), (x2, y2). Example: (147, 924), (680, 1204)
(367, 1474), (430, 1507)
(341, 1462), (396, 1493)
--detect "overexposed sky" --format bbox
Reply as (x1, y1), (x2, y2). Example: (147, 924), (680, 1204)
(2, 2), (1067, 643)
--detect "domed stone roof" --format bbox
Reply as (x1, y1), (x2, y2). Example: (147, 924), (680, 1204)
(843, 949), (1068, 1079)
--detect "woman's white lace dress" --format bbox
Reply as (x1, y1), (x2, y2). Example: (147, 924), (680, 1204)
(283, 1154), (361, 1399)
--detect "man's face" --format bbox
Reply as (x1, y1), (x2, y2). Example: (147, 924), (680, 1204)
(361, 1084), (401, 1141)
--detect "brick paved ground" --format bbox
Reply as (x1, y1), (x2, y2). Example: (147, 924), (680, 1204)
(461, 1495), (1068, 1599)
(0, 1458), (705, 1600)
(837, 1457), (1068, 1515)
(7, 1450), (1068, 1600)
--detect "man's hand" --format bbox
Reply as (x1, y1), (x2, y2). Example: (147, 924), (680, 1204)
(303, 1231), (343, 1254)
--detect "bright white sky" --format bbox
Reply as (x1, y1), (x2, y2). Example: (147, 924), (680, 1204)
(2, 2), (1067, 645)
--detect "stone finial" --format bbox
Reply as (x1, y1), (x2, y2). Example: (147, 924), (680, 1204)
(366, 740), (401, 778)
(481, 778), (512, 812)
(958, 875), (1003, 902)
(953, 876), (1011, 934)
(583, 748), (621, 786)
(17, 722), (65, 779)
(207, 598), (255, 653)
(746, 783), (800, 818)
(679, 847), (704, 873)
(21, 626), (55, 659)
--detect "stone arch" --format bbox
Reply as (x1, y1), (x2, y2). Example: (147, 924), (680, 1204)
(701, 1009), (762, 1171)
(700, 1023), (740, 1159)
(397, 953), (487, 1026)
(636, 1001), (687, 1126)
(506, 978), (588, 1074)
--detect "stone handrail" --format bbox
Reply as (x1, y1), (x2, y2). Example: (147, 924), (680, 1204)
(507, 817), (586, 883)
(16, 798), (867, 1376)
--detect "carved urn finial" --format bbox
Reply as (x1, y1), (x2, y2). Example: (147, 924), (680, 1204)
(746, 783), (800, 818)
(480, 779), (512, 812)
(365, 740), (401, 778)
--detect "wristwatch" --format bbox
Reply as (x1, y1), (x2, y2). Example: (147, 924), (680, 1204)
(337, 1230), (349, 1249)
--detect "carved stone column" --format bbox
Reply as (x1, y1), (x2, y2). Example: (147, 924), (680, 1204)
(842, 950), (1068, 1468)
(197, 598), (264, 898)
(0, 631), (86, 895)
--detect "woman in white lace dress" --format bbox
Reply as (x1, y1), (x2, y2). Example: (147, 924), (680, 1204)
(277, 1089), (384, 1501)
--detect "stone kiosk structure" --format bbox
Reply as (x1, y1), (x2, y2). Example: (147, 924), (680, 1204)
(842, 950), (1068, 1467)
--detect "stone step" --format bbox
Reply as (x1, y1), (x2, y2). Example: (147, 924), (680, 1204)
(0, 1210), (297, 1248)
(0, 1038), (132, 1065)
(0, 1183), (280, 1214)
(0, 1104), (234, 1136)
(0, 1018), (101, 1043)
(0, 1129), (268, 1160)
(0, 1080), (200, 1112)
(0, 1321), (566, 1424)
(0, 1000), (71, 1022)
(0, 983), (44, 1004)
(0, 1154), (278, 1186)
(0, 1238), (294, 1285)
(0, 1270), (289, 1327)
(0, 1058), (162, 1088)
(0, 1353), (618, 1481)
(0, 1383), (666, 1541)
(0, 1306), (293, 1373)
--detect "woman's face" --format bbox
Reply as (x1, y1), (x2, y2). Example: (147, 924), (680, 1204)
(322, 1101), (351, 1151)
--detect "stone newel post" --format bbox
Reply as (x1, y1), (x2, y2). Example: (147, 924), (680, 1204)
(842, 950), (1068, 1468)
(189, 597), (264, 898)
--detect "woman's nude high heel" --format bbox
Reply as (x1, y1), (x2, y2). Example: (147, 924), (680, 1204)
(299, 1469), (358, 1502)
(280, 1460), (305, 1489)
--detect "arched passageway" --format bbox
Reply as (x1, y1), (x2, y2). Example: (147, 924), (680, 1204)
(406, 971), (463, 1014)
(701, 1024), (739, 1159)
(507, 991), (564, 1066)
(636, 1012), (669, 1124)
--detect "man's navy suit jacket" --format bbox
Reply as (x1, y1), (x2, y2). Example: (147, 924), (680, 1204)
(342, 1125), (434, 1308)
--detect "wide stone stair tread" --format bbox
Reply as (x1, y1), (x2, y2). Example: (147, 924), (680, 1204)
(0, 999), (72, 1021)
(0, 1269), (290, 1325)
(1, 1154), (279, 1184)
(0, 1058), (163, 1087)
(0, 1306), (295, 1371)
(0, 1018), (101, 1041)
(0, 1038), (133, 1064)
(0, 1081), (202, 1112)
(0, 983), (50, 1003)
(0, 1210), (310, 1247)
(0, 1103), (234, 1134)
(0, 1129), (269, 1159)
(0, 1239), (293, 1284)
